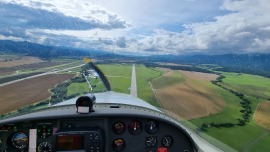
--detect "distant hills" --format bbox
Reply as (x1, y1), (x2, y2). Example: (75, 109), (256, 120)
(147, 54), (270, 77)
(0, 40), (102, 59)
(1, 40), (270, 77)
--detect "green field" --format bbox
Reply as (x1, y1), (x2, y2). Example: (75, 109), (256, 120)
(151, 70), (184, 89)
(67, 63), (133, 96)
(67, 78), (106, 96)
(98, 63), (132, 77)
(190, 72), (270, 151)
(220, 72), (270, 99)
(98, 64), (132, 94)
(97, 64), (162, 107)
(67, 83), (89, 96)
(136, 65), (162, 107)
(248, 132), (270, 152)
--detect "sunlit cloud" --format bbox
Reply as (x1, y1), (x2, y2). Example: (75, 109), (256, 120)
(0, 0), (270, 55)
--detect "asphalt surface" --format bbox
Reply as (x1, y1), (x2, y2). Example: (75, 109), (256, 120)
(0, 64), (85, 87)
(130, 64), (137, 97)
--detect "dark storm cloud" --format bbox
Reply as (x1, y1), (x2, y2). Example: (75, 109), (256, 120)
(0, 2), (128, 31)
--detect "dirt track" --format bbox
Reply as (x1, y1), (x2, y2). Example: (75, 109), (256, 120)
(0, 74), (74, 115)
(155, 70), (225, 119)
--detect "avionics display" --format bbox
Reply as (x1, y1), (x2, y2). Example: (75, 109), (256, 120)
(56, 134), (84, 150)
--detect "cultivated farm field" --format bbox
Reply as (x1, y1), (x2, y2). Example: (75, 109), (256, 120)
(152, 69), (225, 119)
(0, 74), (74, 115)
(0, 56), (43, 68)
(254, 102), (270, 130)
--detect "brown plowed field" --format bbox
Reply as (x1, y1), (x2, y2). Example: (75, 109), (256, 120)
(254, 102), (270, 130)
(179, 70), (219, 81)
(155, 70), (225, 119)
(0, 74), (74, 115)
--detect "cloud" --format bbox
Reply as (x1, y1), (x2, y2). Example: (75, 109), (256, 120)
(124, 0), (270, 54)
(90, 0), (225, 28)
(0, 0), (270, 55)
(1, 0), (130, 29)
(0, 3), (97, 30)
(0, 35), (24, 41)
(0, 0), (130, 44)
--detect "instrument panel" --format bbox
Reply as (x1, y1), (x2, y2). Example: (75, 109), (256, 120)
(0, 116), (195, 152)
(0, 121), (57, 152)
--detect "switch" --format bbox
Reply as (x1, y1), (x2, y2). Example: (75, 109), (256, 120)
(158, 147), (167, 152)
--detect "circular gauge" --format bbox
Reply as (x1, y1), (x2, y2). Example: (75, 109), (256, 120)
(145, 136), (157, 148)
(11, 132), (29, 149)
(145, 120), (159, 134)
(37, 142), (52, 152)
(161, 135), (173, 147)
(113, 121), (125, 134)
(37, 124), (52, 139)
(112, 138), (125, 152)
(128, 120), (142, 135)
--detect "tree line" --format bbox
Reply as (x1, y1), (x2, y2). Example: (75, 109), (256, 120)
(200, 74), (252, 131)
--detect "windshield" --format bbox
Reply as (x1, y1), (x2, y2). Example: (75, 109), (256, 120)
(1, 0), (270, 151)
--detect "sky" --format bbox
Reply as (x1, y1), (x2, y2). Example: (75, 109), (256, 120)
(0, 0), (270, 55)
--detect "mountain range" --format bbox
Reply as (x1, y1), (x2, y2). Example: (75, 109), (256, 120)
(1, 40), (269, 77)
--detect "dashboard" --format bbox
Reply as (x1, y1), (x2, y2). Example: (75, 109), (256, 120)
(0, 104), (198, 152)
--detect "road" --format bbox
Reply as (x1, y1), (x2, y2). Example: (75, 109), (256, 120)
(0, 64), (85, 87)
(130, 64), (137, 97)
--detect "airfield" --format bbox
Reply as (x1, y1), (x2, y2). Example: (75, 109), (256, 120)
(0, 56), (270, 152)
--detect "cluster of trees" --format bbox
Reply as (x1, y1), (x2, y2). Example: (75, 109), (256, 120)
(2, 59), (14, 62)
(200, 74), (252, 131)
(49, 76), (86, 105)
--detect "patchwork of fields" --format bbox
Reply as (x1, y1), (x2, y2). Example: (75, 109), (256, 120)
(1, 56), (270, 152)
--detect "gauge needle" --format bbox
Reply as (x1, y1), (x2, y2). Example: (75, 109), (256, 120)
(134, 122), (137, 130)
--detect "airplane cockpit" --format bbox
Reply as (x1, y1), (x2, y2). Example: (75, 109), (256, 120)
(0, 92), (198, 152)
